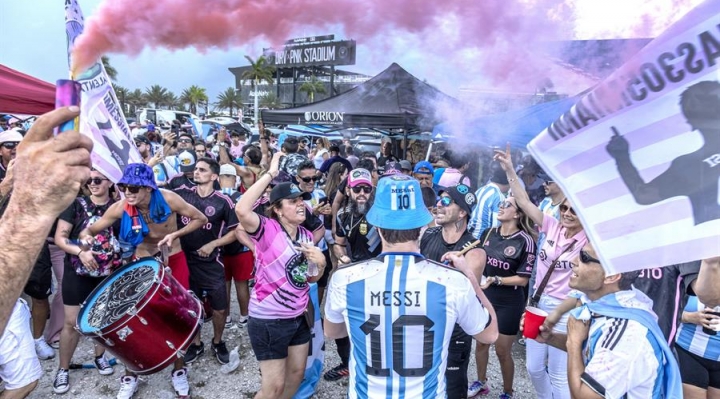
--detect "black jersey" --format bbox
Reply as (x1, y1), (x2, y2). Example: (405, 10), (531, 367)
(175, 186), (239, 260)
(480, 228), (535, 279)
(59, 196), (120, 239)
(420, 226), (477, 263)
(632, 261), (700, 344)
(222, 190), (248, 256)
(167, 175), (221, 192)
(335, 207), (382, 262)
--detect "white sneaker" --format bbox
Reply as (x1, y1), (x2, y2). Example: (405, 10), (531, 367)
(34, 337), (55, 360)
(237, 314), (249, 327)
(116, 375), (138, 399)
(171, 368), (190, 397)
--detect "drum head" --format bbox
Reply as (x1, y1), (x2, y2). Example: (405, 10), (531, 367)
(77, 258), (160, 333)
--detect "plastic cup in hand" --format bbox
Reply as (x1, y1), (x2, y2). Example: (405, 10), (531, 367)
(523, 306), (548, 339)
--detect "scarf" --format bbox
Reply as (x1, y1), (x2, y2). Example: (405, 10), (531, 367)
(570, 289), (682, 398)
(119, 190), (172, 248)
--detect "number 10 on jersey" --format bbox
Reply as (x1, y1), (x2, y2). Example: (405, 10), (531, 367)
(360, 314), (434, 377)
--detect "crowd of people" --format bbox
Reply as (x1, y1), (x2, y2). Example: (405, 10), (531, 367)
(0, 107), (719, 399)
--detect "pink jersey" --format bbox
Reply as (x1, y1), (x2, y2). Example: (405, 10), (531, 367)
(249, 216), (313, 319)
(438, 168), (471, 188)
(533, 214), (588, 299)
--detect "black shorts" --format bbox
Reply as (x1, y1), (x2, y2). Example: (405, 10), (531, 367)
(676, 344), (720, 389)
(24, 242), (52, 299)
(62, 260), (106, 306)
(446, 324), (473, 399)
(485, 286), (525, 336)
(248, 315), (311, 361)
(190, 281), (228, 312)
(316, 249), (333, 288)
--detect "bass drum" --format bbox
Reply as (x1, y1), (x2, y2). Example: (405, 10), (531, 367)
(76, 257), (201, 375)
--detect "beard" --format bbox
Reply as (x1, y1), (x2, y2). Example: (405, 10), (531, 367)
(350, 195), (373, 215)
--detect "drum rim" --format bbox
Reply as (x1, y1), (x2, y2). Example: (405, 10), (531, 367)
(76, 257), (164, 334)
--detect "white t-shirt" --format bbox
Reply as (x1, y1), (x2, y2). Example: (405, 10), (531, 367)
(325, 253), (490, 399)
(313, 148), (329, 169)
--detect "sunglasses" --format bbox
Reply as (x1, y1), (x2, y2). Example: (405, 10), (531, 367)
(351, 185), (373, 194)
(543, 180), (555, 185)
(580, 250), (601, 264)
(298, 176), (321, 183)
(499, 200), (515, 209)
(86, 178), (109, 185)
(178, 138), (193, 143)
(437, 196), (454, 207)
(559, 204), (576, 215)
(117, 184), (143, 194)
(1, 142), (18, 149)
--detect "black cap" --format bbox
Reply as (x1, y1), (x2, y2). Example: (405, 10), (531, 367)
(269, 182), (311, 204)
(439, 183), (477, 215)
(178, 132), (195, 144)
(135, 134), (151, 145)
(537, 171), (552, 182)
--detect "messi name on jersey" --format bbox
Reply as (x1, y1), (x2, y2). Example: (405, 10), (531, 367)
(370, 290), (422, 307)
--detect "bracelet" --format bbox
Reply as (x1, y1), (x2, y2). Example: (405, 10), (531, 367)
(493, 276), (503, 286)
(77, 249), (83, 257)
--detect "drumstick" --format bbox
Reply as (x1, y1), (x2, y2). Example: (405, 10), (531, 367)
(443, 239), (483, 265)
(69, 358), (117, 369)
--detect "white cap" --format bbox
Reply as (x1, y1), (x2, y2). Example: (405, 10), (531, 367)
(0, 129), (23, 144)
(219, 164), (237, 176)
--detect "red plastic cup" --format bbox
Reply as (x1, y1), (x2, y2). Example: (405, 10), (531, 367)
(523, 306), (548, 339)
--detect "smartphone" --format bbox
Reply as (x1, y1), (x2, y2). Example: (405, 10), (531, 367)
(318, 197), (329, 206)
(54, 79), (82, 135)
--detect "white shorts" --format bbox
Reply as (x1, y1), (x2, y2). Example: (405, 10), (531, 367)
(0, 299), (43, 390)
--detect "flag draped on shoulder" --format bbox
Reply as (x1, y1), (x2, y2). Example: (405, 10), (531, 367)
(65, 0), (141, 182)
(528, 0), (720, 275)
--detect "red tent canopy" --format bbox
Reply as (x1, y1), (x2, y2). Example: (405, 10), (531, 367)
(0, 65), (55, 115)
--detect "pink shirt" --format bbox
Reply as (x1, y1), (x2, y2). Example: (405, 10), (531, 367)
(249, 216), (313, 319)
(438, 168), (470, 188)
(533, 214), (588, 299)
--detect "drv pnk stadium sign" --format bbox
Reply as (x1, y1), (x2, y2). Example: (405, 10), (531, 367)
(266, 40), (357, 68)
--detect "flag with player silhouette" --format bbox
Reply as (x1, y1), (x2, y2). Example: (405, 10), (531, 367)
(528, 0), (720, 274)
(65, 0), (141, 182)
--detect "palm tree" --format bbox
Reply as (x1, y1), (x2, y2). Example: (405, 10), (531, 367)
(113, 85), (130, 113)
(164, 91), (181, 110)
(145, 85), (169, 109)
(181, 85), (208, 114)
(215, 87), (243, 117)
(298, 75), (327, 103)
(241, 55), (275, 125)
(259, 93), (283, 109)
(101, 56), (118, 81)
(127, 89), (146, 115)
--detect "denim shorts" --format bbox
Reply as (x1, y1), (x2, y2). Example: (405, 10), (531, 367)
(248, 315), (311, 361)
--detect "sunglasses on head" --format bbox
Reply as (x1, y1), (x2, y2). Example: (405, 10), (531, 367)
(437, 196), (454, 207)
(1, 142), (18, 149)
(298, 176), (320, 183)
(117, 184), (143, 194)
(499, 200), (515, 209)
(351, 185), (373, 194)
(559, 204), (576, 215)
(86, 178), (109, 185)
(580, 250), (601, 264)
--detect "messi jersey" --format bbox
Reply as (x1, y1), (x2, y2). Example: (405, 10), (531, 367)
(325, 253), (490, 399)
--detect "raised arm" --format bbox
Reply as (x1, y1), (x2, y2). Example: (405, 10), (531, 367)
(494, 144), (544, 227)
(236, 151), (281, 234)
(696, 256), (720, 307)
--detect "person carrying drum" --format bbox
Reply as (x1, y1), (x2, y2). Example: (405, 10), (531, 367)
(174, 158), (240, 365)
(78, 163), (207, 399)
(235, 152), (327, 399)
(52, 170), (122, 395)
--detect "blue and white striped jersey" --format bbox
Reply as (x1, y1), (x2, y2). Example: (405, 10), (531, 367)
(676, 296), (720, 361)
(325, 253), (490, 399)
(468, 183), (505, 239)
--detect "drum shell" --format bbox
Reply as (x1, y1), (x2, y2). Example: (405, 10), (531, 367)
(77, 258), (201, 375)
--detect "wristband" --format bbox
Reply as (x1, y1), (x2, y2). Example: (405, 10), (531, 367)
(77, 249), (83, 257)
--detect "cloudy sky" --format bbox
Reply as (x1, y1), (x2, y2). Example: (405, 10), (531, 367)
(0, 0), (701, 105)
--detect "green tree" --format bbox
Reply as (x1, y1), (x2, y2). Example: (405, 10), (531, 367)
(298, 75), (327, 103)
(164, 91), (181, 110)
(101, 56), (118, 81)
(215, 87), (243, 117)
(113, 85), (129, 114)
(127, 89), (146, 115)
(241, 55), (275, 124)
(181, 85), (209, 114)
(259, 93), (283, 109)
(145, 85), (169, 109)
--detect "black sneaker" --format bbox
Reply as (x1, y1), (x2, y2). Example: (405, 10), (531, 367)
(323, 363), (349, 381)
(53, 368), (70, 394)
(183, 342), (204, 364)
(212, 340), (230, 365)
